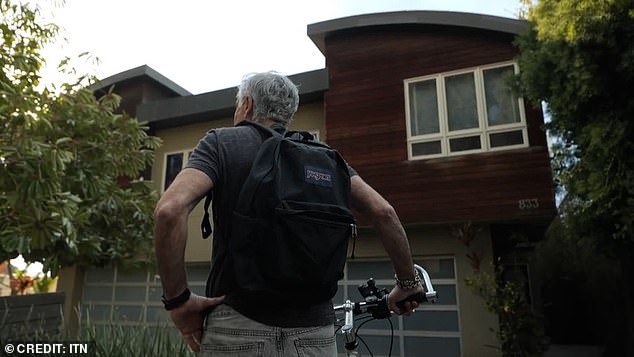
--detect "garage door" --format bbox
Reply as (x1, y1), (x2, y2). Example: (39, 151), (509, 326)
(335, 257), (461, 357)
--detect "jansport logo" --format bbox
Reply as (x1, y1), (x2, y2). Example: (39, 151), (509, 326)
(305, 166), (333, 187)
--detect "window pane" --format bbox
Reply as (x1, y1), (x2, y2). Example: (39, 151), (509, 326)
(445, 73), (478, 131)
(81, 305), (111, 322)
(433, 284), (458, 305)
(83, 286), (113, 301)
(412, 141), (442, 156)
(113, 305), (143, 321)
(404, 310), (460, 331)
(114, 287), (147, 302)
(484, 66), (521, 126)
(164, 153), (183, 190)
(146, 306), (170, 323)
(405, 337), (461, 357)
(148, 285), (163, 301)
(419, 258), (455, 279)
(490, 130), (524, 147)
(348, 261), (393, 280)
(449, 135), (481, 152)
(408, 80), (439, 136)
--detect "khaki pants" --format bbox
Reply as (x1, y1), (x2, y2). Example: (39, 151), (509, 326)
(199, 304), (337, 357)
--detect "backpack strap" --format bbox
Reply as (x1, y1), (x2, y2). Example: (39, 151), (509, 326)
(285, 131), (314, 142)
(233, 134), (285, 214)
(237, 120), (286, 139)
(284, 130), (337, 151)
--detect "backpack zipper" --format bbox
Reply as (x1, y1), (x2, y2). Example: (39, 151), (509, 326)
(350, 223), (358, 259)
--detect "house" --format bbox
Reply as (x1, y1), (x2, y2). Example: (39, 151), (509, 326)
(59, 11), (556, 357)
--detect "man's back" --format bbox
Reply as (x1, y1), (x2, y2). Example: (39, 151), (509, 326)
(187, 124), (336, 327)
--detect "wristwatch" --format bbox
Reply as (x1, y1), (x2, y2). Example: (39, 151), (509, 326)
(161, 287), (191, 310)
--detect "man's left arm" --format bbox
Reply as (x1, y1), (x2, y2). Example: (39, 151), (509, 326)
(153, 168), (224, 351)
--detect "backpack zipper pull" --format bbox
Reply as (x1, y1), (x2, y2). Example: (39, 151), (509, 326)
(350, 223), (358, 259)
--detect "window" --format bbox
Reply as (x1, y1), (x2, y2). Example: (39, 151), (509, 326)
(163, 150), (192, 191)
(405, 62), (527, 160)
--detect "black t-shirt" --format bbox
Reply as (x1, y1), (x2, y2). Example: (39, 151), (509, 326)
(187, 123), (345, 327)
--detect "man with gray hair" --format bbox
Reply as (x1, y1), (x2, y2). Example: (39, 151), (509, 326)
(154, 71), (422, 356)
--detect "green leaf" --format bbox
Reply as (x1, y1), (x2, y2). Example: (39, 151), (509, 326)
(55, 137), (72, 145)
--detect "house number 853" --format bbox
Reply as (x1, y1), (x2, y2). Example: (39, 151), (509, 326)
(518, 199), (539, 210)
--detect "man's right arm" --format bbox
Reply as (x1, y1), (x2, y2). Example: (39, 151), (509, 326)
(153, 168), (223, 352)
(154, 168), (213, 298)
(350, 175), (423, 314)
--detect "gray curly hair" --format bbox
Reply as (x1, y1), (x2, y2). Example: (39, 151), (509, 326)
(236, 71), (299, 127)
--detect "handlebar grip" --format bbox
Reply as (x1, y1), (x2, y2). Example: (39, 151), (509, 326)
(395, 291), (425, 309)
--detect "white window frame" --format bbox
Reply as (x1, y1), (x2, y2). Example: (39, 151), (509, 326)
(404, 61), (528, 161)
(161, 149), (193, 192)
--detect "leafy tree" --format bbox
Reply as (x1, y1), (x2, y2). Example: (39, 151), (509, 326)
(0, 0), (161, 277)
(516, 0), (634, 354)
(533, 215), (626, 352)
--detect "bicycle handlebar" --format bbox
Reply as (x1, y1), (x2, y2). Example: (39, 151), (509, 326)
(333, 264), (438, 336)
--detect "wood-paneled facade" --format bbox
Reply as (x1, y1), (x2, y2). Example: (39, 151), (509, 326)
(310, 16), (556, 227)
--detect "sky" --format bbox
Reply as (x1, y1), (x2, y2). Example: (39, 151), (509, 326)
(36, 0), (524, 95)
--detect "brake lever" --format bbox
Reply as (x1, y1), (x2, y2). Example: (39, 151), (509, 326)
(415, 264), (438, 302)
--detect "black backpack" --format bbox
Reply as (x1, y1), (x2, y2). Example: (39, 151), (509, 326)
(203, 121), (356, 305)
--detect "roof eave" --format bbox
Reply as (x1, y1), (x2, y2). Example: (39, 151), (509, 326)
(139, 68), (329, 130)
(308, 10), (527, 55)
(90, 64), (192, 97)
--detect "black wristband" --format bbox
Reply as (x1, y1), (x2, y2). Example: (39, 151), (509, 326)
(161, 288), (191, 311)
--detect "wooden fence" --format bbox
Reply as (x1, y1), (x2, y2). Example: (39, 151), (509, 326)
(0, 292), (65, 341)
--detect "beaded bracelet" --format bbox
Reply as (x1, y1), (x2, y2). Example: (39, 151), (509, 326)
(395, 274), (422, 290)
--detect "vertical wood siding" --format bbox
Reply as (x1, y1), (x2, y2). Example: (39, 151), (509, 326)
(323, 26), (556, 225)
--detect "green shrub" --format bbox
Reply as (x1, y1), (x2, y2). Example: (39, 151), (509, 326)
(81, 322), (193, 357)
(466, 267), (549, 357)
